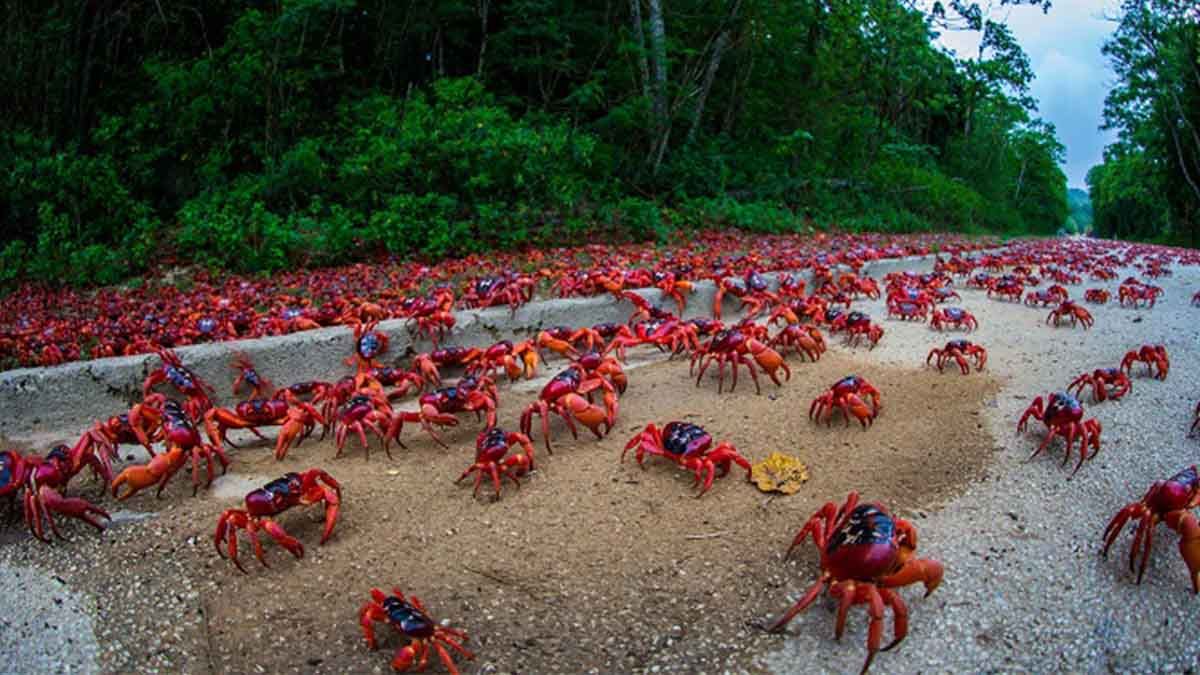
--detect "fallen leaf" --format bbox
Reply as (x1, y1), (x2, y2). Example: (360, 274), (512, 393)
(751, 451), (809, 495)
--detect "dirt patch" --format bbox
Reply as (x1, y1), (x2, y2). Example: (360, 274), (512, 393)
(3, 349), (1001, 673)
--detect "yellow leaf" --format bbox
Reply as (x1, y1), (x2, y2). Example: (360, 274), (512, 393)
(751, 452), (809, 495)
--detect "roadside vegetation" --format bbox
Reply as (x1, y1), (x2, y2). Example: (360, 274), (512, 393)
(1, 0), (1070, 286)
(1088, 0), (1199, 247)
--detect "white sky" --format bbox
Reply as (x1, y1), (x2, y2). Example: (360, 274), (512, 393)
(933, 0), (1123, 189)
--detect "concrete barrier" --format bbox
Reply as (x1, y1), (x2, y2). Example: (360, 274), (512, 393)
(0, 252), (955, 444)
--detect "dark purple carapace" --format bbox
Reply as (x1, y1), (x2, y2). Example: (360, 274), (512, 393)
(1044, 392), (1083, 423)
(356, 331), (385, 359)
(832, 375), (863, 396)
(165, 364), (200, 393)
(709, 329), (746, 352)
(235, 398), (289, 421)
(0, 451), (17, 487)
(341, 394), (379, 422)
(239, 365), (264, 389)
(846, 311), (868, 324)
(746, 271), (769, 293)
(661, 422), (712, 457)
(196, 317), (218, 335)
(160, 400), (202, 447)
(540, 368), (581, 401)
(478, 428), (507, 453)
(368, 367), (408, 385)
(826, 504), (899, 579)
(381, 595), (436, 639)
(947, 339), (971, 351)
(943, 307), (966, 320)
(421, 376), (485, 413)
(593, 322), (622, 338)
(824, 308), (844, 323)
(474, 277), (502, 296)
(245, 472), (303, 517)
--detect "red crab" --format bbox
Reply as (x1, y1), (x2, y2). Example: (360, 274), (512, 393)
(624, 291), (677, 325)
(388, 376), (499, 449)
(455, 428), (536, 499)
(766, 492), (943, 674)
(520, 366), (617, 453)
(652, 271), (695, 315)
(573, 323), (634, 354)
(987, 278), (1024, 302)
(1084, 289), (1110, 305)
(769, 324), (826, 362)
(213, 469), (341, 572)
(929, 307), (977, 332)
(203, 398), (325, 460)
(359, 588), (474, 674)
(142, 349), (215, 419)
(886, 301), (927, 322)
(1118, 281), (1162, 308)
(466, 340), (539, 381)
(1017, 392), (1102, 476)
(1120, 344), (1169, 380)
(769, 296), (827, 326)
(361, 367), (428, 401)
(1102, 466), (1200, 592)
(535, 327), (581, 360)
(413, 346), (482, 387)
(713, 271), (779, 320)
(111, 397), (231, 499)
(0, 444), (112, 541)
(346, 321), (389, 377)
(1068, 368), (1132, 403)
(1024, 289), (1065, 307)
(402, 289), (456, 346)
(1045, 301), (1093, 329)
(73, 409), (157, 463)
(460, 273), (535, 312)
(690, 328), (790, 394)
(333, 390), (395, 458)
(831, 311), (883, 349)
(622, 422), (751, 497)
(809, 375), (882, 429)
(1192, 290), (1200, 307)
(231, 353), (272, 398)
(926, 340), (987, 374)
(641, 319), (703, 358)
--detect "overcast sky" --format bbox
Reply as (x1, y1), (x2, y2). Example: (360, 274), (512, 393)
(935, 0), (1122, 190)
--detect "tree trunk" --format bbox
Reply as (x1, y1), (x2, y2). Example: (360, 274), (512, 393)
(686, 0), (740, 145)
(477, 0), (489, 75)
(647, 0), (669, 172)
(629, 0), (650, 99)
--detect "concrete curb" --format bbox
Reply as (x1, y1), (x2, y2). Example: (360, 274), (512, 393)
(0, 253), (952, 444)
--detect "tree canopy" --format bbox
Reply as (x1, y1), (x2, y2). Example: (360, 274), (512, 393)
(0, 0), (1069, 285)
(1088, 0), (1199, 246)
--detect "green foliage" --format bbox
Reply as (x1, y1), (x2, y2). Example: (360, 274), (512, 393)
(1089, 0), (1199, 246)
(0, 0), (1074, 285)
(1064, 189), (1093, 234)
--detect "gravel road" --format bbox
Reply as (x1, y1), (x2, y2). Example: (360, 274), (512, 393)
(764, 256), (1200, 673)
(2, 245), (1198, 674)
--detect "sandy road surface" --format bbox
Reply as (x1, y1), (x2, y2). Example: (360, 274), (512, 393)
(2, 252), (1198, 674)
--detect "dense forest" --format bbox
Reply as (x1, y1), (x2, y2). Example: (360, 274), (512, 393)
(0, 0), (1069, 285)
(1063, 188), (1093, 234)
(1088, 0), (1199, 247)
